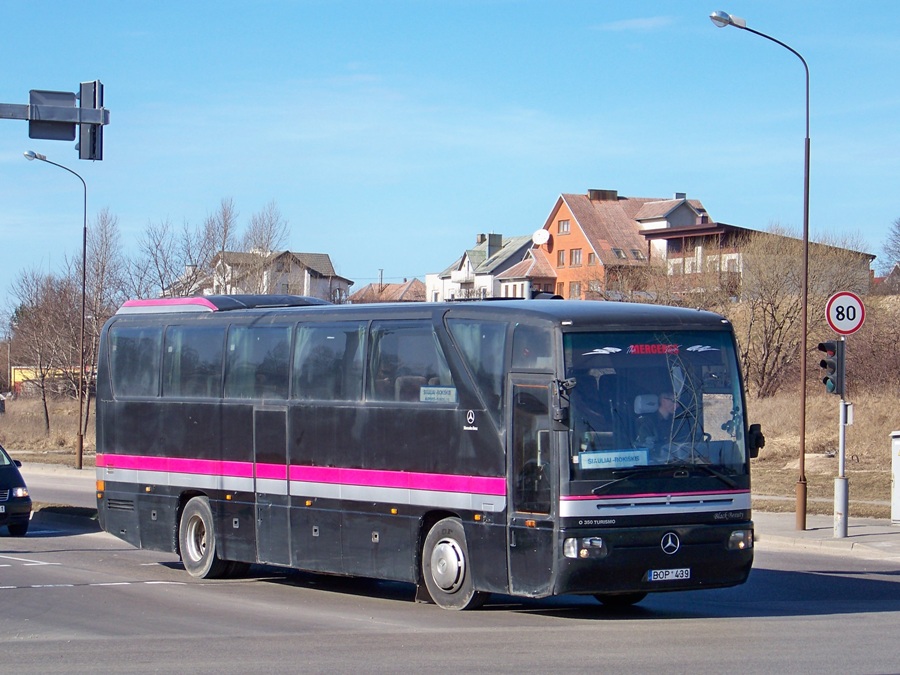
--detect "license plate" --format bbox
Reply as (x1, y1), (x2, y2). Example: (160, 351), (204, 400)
(649, 567), (690, 581)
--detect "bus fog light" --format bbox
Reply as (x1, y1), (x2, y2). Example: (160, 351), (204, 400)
(728, 530), (753, 550)
(564, 536), (605, 559)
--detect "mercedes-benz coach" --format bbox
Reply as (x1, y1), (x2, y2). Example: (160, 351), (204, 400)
(95, 295), (763, 609)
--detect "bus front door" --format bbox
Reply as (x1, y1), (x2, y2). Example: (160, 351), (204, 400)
(507, 378), (556, 597)
(254, 407), (291, 565)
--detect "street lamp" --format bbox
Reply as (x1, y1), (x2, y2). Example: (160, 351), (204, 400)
(24, 150), (87, 471)
(710, 10), (811, 530)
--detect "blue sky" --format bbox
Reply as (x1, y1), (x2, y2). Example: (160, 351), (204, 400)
(2, 1), (899, 311)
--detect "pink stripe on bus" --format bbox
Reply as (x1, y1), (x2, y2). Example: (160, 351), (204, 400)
(97, 453), (254, 478)
(289, 465), (506, 495)
(96, 454), (504, 495)
(255, 463), (288, 480)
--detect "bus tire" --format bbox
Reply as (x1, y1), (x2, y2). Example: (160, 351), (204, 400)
(422, 517), (487, 610)
(179, 497), (230, 579)
(594, 592), (647, 607)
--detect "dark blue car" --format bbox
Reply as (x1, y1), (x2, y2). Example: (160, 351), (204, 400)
(0, 444), (32, 536)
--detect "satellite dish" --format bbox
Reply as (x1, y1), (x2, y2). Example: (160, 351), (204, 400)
(532, 229), (550, 246)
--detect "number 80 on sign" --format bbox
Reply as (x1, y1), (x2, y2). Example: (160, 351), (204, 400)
(826, 291), (865, 335)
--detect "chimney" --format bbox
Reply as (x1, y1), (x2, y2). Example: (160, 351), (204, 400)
(675, 192), (687, 200)
(588, 189), (618, 201)
(486, 233), (502, 258)
(475, 233), (487, 244)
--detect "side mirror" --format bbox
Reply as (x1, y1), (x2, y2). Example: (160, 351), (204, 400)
(747, 423), (765, 459)
(14, 459), (22, 467)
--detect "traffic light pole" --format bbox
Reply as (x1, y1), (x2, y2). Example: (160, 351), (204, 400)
(834, 396), (849, 538)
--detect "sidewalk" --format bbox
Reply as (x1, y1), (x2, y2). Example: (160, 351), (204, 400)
(753, 511), (900, 561)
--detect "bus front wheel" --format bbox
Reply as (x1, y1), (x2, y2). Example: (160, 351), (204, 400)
(179, 496), (230, 579)
(422, 517), (487, 610)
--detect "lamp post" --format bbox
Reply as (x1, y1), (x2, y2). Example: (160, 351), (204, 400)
(24, 150), (87, 471)
(710, 10), (811, 530)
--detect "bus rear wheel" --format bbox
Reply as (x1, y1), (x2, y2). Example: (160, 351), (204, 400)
(594, 592), (647, 607)
(422, 517), (487, 610)
(179, 496), (230, 579)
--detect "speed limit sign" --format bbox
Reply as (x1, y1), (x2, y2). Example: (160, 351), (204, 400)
(826, 291), (865, 335)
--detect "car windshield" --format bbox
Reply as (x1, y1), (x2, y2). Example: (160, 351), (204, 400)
(563, 330), (748, 481)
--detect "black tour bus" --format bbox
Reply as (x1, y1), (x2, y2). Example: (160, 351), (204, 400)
(95, 295), (763, 609)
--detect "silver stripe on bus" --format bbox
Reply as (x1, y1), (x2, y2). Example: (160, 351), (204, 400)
(290, 480), (506, 513)
(559, 491), (752, 519)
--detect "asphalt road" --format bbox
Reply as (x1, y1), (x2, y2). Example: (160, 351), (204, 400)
(2, 510), (900, 674)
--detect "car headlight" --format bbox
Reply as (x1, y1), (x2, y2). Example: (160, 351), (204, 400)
(12, 487), (29, 498)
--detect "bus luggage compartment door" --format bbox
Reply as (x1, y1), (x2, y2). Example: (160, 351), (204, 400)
(507, 378), (556, 597)
(254, 407), (291, 566)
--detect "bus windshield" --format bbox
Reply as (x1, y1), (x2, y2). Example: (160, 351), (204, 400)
(564, 330), (748, 480)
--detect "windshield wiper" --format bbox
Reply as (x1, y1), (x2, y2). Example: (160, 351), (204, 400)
(668, 462), (739, 489)
(591, 466), (671, 495)
(590, 463), (738, 495)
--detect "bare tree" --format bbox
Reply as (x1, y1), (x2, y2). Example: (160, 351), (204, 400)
(127, 217), (215, 298)
(733, 226), (873, 397)
(881, 217), (900, 275)
(9, 270), (76, 433)
(239, 201), (289, 293)
(205, 198), (240, 293)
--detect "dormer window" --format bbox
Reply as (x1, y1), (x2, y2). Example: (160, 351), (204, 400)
(612, 248), (627, 260)
(631, 249), (645, 260)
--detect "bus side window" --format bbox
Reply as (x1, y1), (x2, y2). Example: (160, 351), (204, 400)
(368, 321), (454, 403)
(512, 324), (553, 370)
(293, 322), (364, 401)
(447, 318), (506, 422)
(225, 325), (291, 400)
(109, 325), (162, 398)
(163, 325), (225, 398)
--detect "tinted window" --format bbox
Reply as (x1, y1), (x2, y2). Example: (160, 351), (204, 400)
(512, 324), (553, 370)
(447, 318), (506, 420)
(163, 325), (225, 398)
(224, 325), (291, 400)
(109, 325), (162, 397)
(368, 321), (455, 403)
(293, 321), (364, 401)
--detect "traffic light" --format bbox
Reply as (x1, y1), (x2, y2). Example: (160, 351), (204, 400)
(78, 80), (104, 160)
(817, 340), (845, 397)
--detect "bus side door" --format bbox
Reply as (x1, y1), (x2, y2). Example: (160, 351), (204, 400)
(507, 378), (556, 597)
(254, 406), (291, 566)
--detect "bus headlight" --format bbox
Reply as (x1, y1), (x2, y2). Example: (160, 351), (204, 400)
(564, 536), (606, 559)
(728, 530), (753, 550)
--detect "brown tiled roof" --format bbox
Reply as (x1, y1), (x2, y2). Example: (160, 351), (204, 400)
(348, 278), (426, 303)
(558, 194), (651, 267)
(496, 250), (557, 281)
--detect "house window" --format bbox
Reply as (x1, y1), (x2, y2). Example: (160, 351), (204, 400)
(631, 249), (645, 260)
(558, 219), (570, 234)
(612, 248), (627, 260)
(569, 282), (582, 300)
(588, 252), (597, 266)
(557, 250), (566, 267)
(556, 282), (565, 296)
(570, 249), (582, 267)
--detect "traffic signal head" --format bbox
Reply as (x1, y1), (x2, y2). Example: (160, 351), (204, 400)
(78, 80), (104, 161)
(817, 340), (844, 397)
